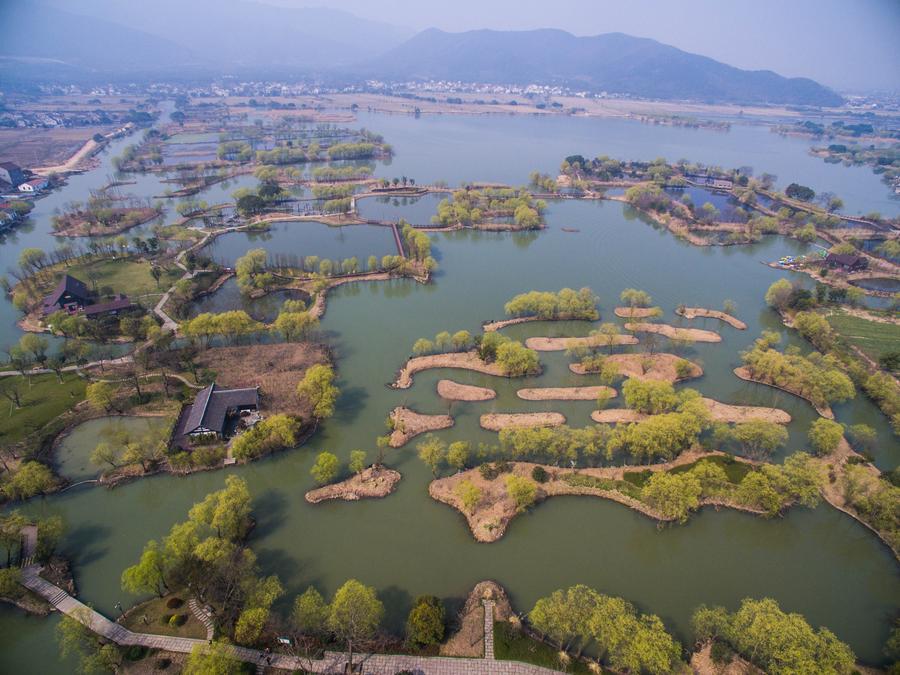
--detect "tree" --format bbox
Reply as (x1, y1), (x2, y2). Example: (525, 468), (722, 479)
(328, 579), (384, 672)
(765, 279), (793, 310)
(293, 586), (329, 635)
(274, 311), (318, 342)
(183, 641), (243, 675)
(505, 474), (537, 512)
(451, 330), (472, 351)
(622, 378), (678, 414)
(620, 288), (652, 309)
(19, 334), (49, 366)
(310, 451), (339, 485)
(85, 381), (117, 412)
(455, 480), (481, 514)
(417, 435), (446, 477)
(4, 462), (55, 500)
(297, 364), (339, 420)
(121, 540), (169, 597)
(57, 609), (122, 675)
(808, 418), (844, 456)
(495, 341), (540, 376)
(234, 606), (269, 645)
(447, 441), (470, 472)
(349, 449), (367, 475)
(406, 595), (445, 647)
(731, 420), (789, 458)
(640, 471), (702, 523)
(412, 338), (434, 356)
(845, 423), (876, 454)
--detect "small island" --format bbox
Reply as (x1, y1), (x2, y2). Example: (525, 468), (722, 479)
(305, 465), (402, 503)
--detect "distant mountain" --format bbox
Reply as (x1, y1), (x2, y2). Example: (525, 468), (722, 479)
(367, 29), (843, 107)
(1, 0), (412, 75)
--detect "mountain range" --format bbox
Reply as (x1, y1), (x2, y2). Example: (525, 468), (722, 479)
(0, 1), (843, 106)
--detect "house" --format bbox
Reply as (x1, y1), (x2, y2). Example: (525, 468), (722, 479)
(0, 162), (26, 188)
(710, 178), (734, 190)
(825, 253), (869, 272)
(42, 275), (93, 314)
(18, 177), (49, 193)
(171, 383), (260, 448)
(41, 274), (134, 317)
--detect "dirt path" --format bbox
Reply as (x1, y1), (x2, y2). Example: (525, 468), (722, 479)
(305, 466), (401, 504)
(480, 412), (566, 431)
(624, 322), (722, 342)
(389, 407), (454, 447)
(517, 386), (615, 401)
(676, 306), (747, 330)
(393, 352), (506, 389)
(437, 379), (497, 401)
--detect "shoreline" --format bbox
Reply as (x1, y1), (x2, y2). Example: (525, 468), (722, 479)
(517, 386), (615, 401)
(389, 406), (454, 447)
(570, 352), (703, 383)
(525, 334), (639, 351)
(733, 366), (834, 418)
(392, 351), (506, 389)
(436, 379), (497, 401)
(305, 466), (402, 504)
(624, 322), (722, 343)
(676, 306), (747, 330)
(480, 412), (566, 431)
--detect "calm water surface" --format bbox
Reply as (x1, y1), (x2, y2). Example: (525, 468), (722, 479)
(1, 109), (898, 672)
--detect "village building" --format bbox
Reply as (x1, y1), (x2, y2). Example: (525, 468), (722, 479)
(0, 161), (26, 188)
(18, 177), (49, 193)
(171, 382), (261, 449)
(825, 252), (869, 272)
(41, 274), (135, 317)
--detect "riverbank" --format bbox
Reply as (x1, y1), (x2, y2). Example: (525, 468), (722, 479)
(591, 398), (790, 424)
(733, 366), (834, 418)
(389, 407), (454, 447)
(480, 413), (566, 431)
(676, 306), (747, 330)
(305, 466), (402, 504)
(393, 351), (506, 389)
(524, 334), (639, 351)
(570, 352), (703, 382)
(517, 386), (615, 401)
(437, 379), (497, 401)
(624, 322), (722, 342)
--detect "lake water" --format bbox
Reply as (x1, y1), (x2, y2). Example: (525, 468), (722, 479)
(2, 105), (899, 672)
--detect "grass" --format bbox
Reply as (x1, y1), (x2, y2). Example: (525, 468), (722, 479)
(826, 311), (900, 363)
(121, 593), (207, 639)
(64, 258), (181, 299)
(493, 622), (599, 674)
(0, 372), (86, 444)
(671, 455), (750, 484)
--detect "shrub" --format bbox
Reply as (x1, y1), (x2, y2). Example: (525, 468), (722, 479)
(531, 466), (549, 483)
(156, 657), (172, 669)
(124, 645), (148, 661)
(192, 445), (225, 467)
(561, 473), (617, 491)
(479, 461), (511, 481)
(160, 613), (173, 625)
(169, 613), (187, 627)
(165, 597), (184, 609)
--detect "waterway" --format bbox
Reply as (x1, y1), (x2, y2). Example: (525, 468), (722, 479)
(1, 106), (898, 672)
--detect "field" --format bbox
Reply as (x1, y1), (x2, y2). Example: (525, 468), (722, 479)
(0, 372), (87, 444)
(65, 258), (181, 299)
(0, 127), (114, 169)
(826, 311), (900, 363)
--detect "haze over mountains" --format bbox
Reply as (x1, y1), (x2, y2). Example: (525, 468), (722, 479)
(1, 0), (843, 106)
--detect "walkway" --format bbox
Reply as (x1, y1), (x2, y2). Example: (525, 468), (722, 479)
(188, 598), (215, 641)
(20, 566), (564, 674)
(483, 599), (496, 659)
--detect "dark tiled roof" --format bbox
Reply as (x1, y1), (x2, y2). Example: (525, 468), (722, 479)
(0, 162), (22, 171)
(826, 253), (866, 266)
(43, 274), (92, 308)
(180, 383), (259, 436)
(82, 294), (133, 316)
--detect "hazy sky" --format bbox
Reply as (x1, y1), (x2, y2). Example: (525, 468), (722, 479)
(272, 0), (900, 91)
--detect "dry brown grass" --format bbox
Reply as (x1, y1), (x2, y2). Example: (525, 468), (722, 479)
(194, 342), (328, 417)
(0, 126), (115, 167)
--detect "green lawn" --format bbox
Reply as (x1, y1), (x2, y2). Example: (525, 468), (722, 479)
(0, 372), (86, 444)
(671, 455), (751, 483)
(65, 258), (181, 299)
(826, 311), (900, 363)
(493, 622), (599, 674)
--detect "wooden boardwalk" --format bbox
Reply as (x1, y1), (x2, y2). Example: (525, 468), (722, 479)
(20, 566), (564, 674)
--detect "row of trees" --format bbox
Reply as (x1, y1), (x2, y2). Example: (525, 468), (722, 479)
(431, 187), (546, 230)
(503, 287), (599, 320)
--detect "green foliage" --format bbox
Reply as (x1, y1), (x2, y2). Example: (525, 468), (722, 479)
(728, 419), (789, 458)
(183, 641), (243, 675)
(3, 461), (55, 500)
(310, 451), (340, 485)
(620, 288), (652, 308)
(495, 340), (540, 376)
(231, 414), (299, 461)
(405, 595), (445, 647)
(432, 187), (543, 229)
(417, 435), (447, 477)
(504, 474), (537, 512)
(504, 287), (599, 320)
(455, 479), (482, 514)
(297, 364), (339, 419)
(640, 471), (702, 523)
(765, 278), (794, 309)
(182, 311), (264, 346)
(808, 418), (844, 456)
(349, 449), (367, 474)
(328, 579), (384, 664)
(293, 586), (329, 635)
(621, 378), (678, 414)
(447, 441), (470, 471)
(842, 464), (900, 551)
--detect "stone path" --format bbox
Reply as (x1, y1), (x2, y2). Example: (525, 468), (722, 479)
(20, 566), (564, 674)
(188, 598), (215, 641)
(483, 599), (496, 660)
(19, 525), (38, 567)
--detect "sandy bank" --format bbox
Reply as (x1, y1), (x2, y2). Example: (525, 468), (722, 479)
(440, 581), (513, 657)
(392, 351), (505, 389)
(389, 407), (454, 447)
(625, 322), (722, 342)
(676, 306), (747, 330)
(614, 307), (661, 319)
(517, 386), (615, 401)
(480, 412), (566, 431)
(525, 334), (639, 351)
(429, 451), (758, 543)
(591, 398), (790, 425)
(481, 316), (543, 332)
(305, 466), (401, 504)
(436, 379), (497, 401)
(733, 367), (834, 419)
(570, 352), (703, 383)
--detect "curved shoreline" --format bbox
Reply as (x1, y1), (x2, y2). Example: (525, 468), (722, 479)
(570, 352), (703, 383)
(429, 452), (762, 543)
(591, 398), (791, 425)
(676, 306), (747, 330)
(389, 407), (454, 447)
(305, 466), (401, 504)
(525, 334), (639, 351)
(624, 322), (722, 342)
(480, 412), (566, 431)
(733, 366), (834, 419)
(436, 379), (497, 401)
(392, 351), (506, 389)
(517, 386), (615, 401)
(614, 307), (661, 319)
